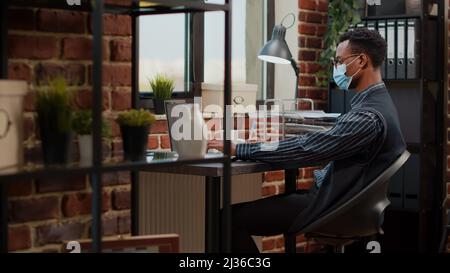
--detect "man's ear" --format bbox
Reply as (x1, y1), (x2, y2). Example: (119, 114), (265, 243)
(359, 54), (369, 68)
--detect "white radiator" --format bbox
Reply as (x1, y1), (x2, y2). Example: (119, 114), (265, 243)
(138, 172), (263, 252)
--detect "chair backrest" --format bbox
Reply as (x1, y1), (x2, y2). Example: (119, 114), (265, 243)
(302, 150), (411, 238)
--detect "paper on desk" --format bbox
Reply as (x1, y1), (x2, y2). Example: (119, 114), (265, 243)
(280, 111), (341, 120)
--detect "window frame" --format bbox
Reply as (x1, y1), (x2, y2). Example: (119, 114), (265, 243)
(134, 1), (274, 110)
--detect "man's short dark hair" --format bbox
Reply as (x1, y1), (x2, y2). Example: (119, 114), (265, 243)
(339, 28), (387, 68)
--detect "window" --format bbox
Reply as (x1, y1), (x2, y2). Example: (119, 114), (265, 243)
(138, 0), (273, 102)
(204, 0), (268, 100)
(139, 14), (190, 94)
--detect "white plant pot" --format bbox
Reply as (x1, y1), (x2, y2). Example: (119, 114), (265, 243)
(0, 80), (28, 170)
(78, 135), (93, 166)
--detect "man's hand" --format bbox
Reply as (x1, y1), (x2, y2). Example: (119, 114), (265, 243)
(208, 140), (237, 157)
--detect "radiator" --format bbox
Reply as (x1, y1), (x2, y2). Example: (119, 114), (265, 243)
(138, 172), (263, 252)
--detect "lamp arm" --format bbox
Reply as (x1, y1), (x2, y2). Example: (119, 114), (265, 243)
(290, 59), (299, 99)
(290, 58), (299, 75)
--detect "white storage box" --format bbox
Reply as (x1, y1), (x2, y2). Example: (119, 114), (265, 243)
(201, 83), (258, 113)
(0, 80), (28, 170)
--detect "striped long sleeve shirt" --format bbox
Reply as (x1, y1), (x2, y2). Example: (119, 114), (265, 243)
(236, 83), (386, 188)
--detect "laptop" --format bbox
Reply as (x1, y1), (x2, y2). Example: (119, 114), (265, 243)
(164, 100), (227, 159)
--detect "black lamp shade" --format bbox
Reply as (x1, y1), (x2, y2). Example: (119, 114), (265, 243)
(258, 24), (292, 64)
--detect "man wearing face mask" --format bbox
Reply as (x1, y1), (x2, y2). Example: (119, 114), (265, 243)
(209, 28), (406, 253)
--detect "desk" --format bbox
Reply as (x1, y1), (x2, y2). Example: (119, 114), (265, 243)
(138, 156), (318, 253)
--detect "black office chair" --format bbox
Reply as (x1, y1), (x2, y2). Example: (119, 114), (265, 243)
(296, 150), (411, 253)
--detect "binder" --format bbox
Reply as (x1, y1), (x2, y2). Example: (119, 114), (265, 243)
(396, 19), (406, 79)
(377, 20), (387, 79)
(366, 20), (376, 31)
(356, 21), (366, 29)
(386, 19), (396, 79)
(407, 19), (420, 79)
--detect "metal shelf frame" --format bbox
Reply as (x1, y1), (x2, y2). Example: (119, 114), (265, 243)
(0, 0), (233, 253)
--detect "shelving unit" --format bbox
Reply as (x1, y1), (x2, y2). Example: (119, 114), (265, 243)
(0, 0), (233, 253)
(328, 0), (445, 252)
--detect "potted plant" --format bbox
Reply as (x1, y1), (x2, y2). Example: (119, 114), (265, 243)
(72, 110), (111, 165)
(36, 76), (73, 165)
(116, 109), (155, 161)
(149, 74), (175, 115)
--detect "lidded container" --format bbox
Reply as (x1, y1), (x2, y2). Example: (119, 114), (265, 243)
(0, 80), (28, 170)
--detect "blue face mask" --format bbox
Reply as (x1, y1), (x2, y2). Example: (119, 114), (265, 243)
(333, 55), (362, 91)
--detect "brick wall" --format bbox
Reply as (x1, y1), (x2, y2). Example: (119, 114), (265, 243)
(6, 0), (328, 252)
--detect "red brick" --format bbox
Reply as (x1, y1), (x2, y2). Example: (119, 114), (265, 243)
(62, 37), (109, 60)
(34, 63), (85, 86)
(318, 1), (328, 12)
(8, 9), (35, 30)
(37, 10), (85, 33)
(299, 11), (306, 21)
(306, 37), (322, 49)
(62, 191), (110, 217)
(148, 135), (159, 149)
(112, 140), (123, 156)
(102, 172), (130, 186)
(23, 115), (36, 141)
(101, 215), (118, 236)
(118, 214), (131, 234)
(112, 189), (130, 210)
(111, 89), (132, 110)
(299, 0), (317, 11)
(35, 221), (85, 245)
(8, 180), (33, 197)
(8, 63), (32, 82)
(150, 120), (168, 134)
(298, 180), (314, 190)
(8, 35), (58, 60)
(90, 14), (131, 36)
(24, 91), (36, 111)
(111, 39), (131, 61)
(296, 234), (306, 243)
(36, 176), (86, 193)
(264, 171), (284, 182)
(305, 12), (323, 23)
(303, 167), (318, 179)
(299, 36), (306, 47)
(299, 62), (306, 73)
(9, 196), (59, 222)
(262, 185), (277, 196)
(74, 89), (110, 110)
(92, 214), (130, 236)
(317, 25), (327, 36)
(276, 236), (285, 248)
(299, 50), (316, 61)
(160, 135), (171, 149)
(262, 238), (275, 251)
(298, 23), (316, 35)
(108, 116), (121, 137)
(301, 89), (327, 100)
(8, 225), (32, 251)
(306, 63), (322, 73)
(299, 76), (316, 86)
(92, 65), (131, 87)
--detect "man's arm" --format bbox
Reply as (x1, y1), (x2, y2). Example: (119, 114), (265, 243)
(236, 110), (384, 164)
